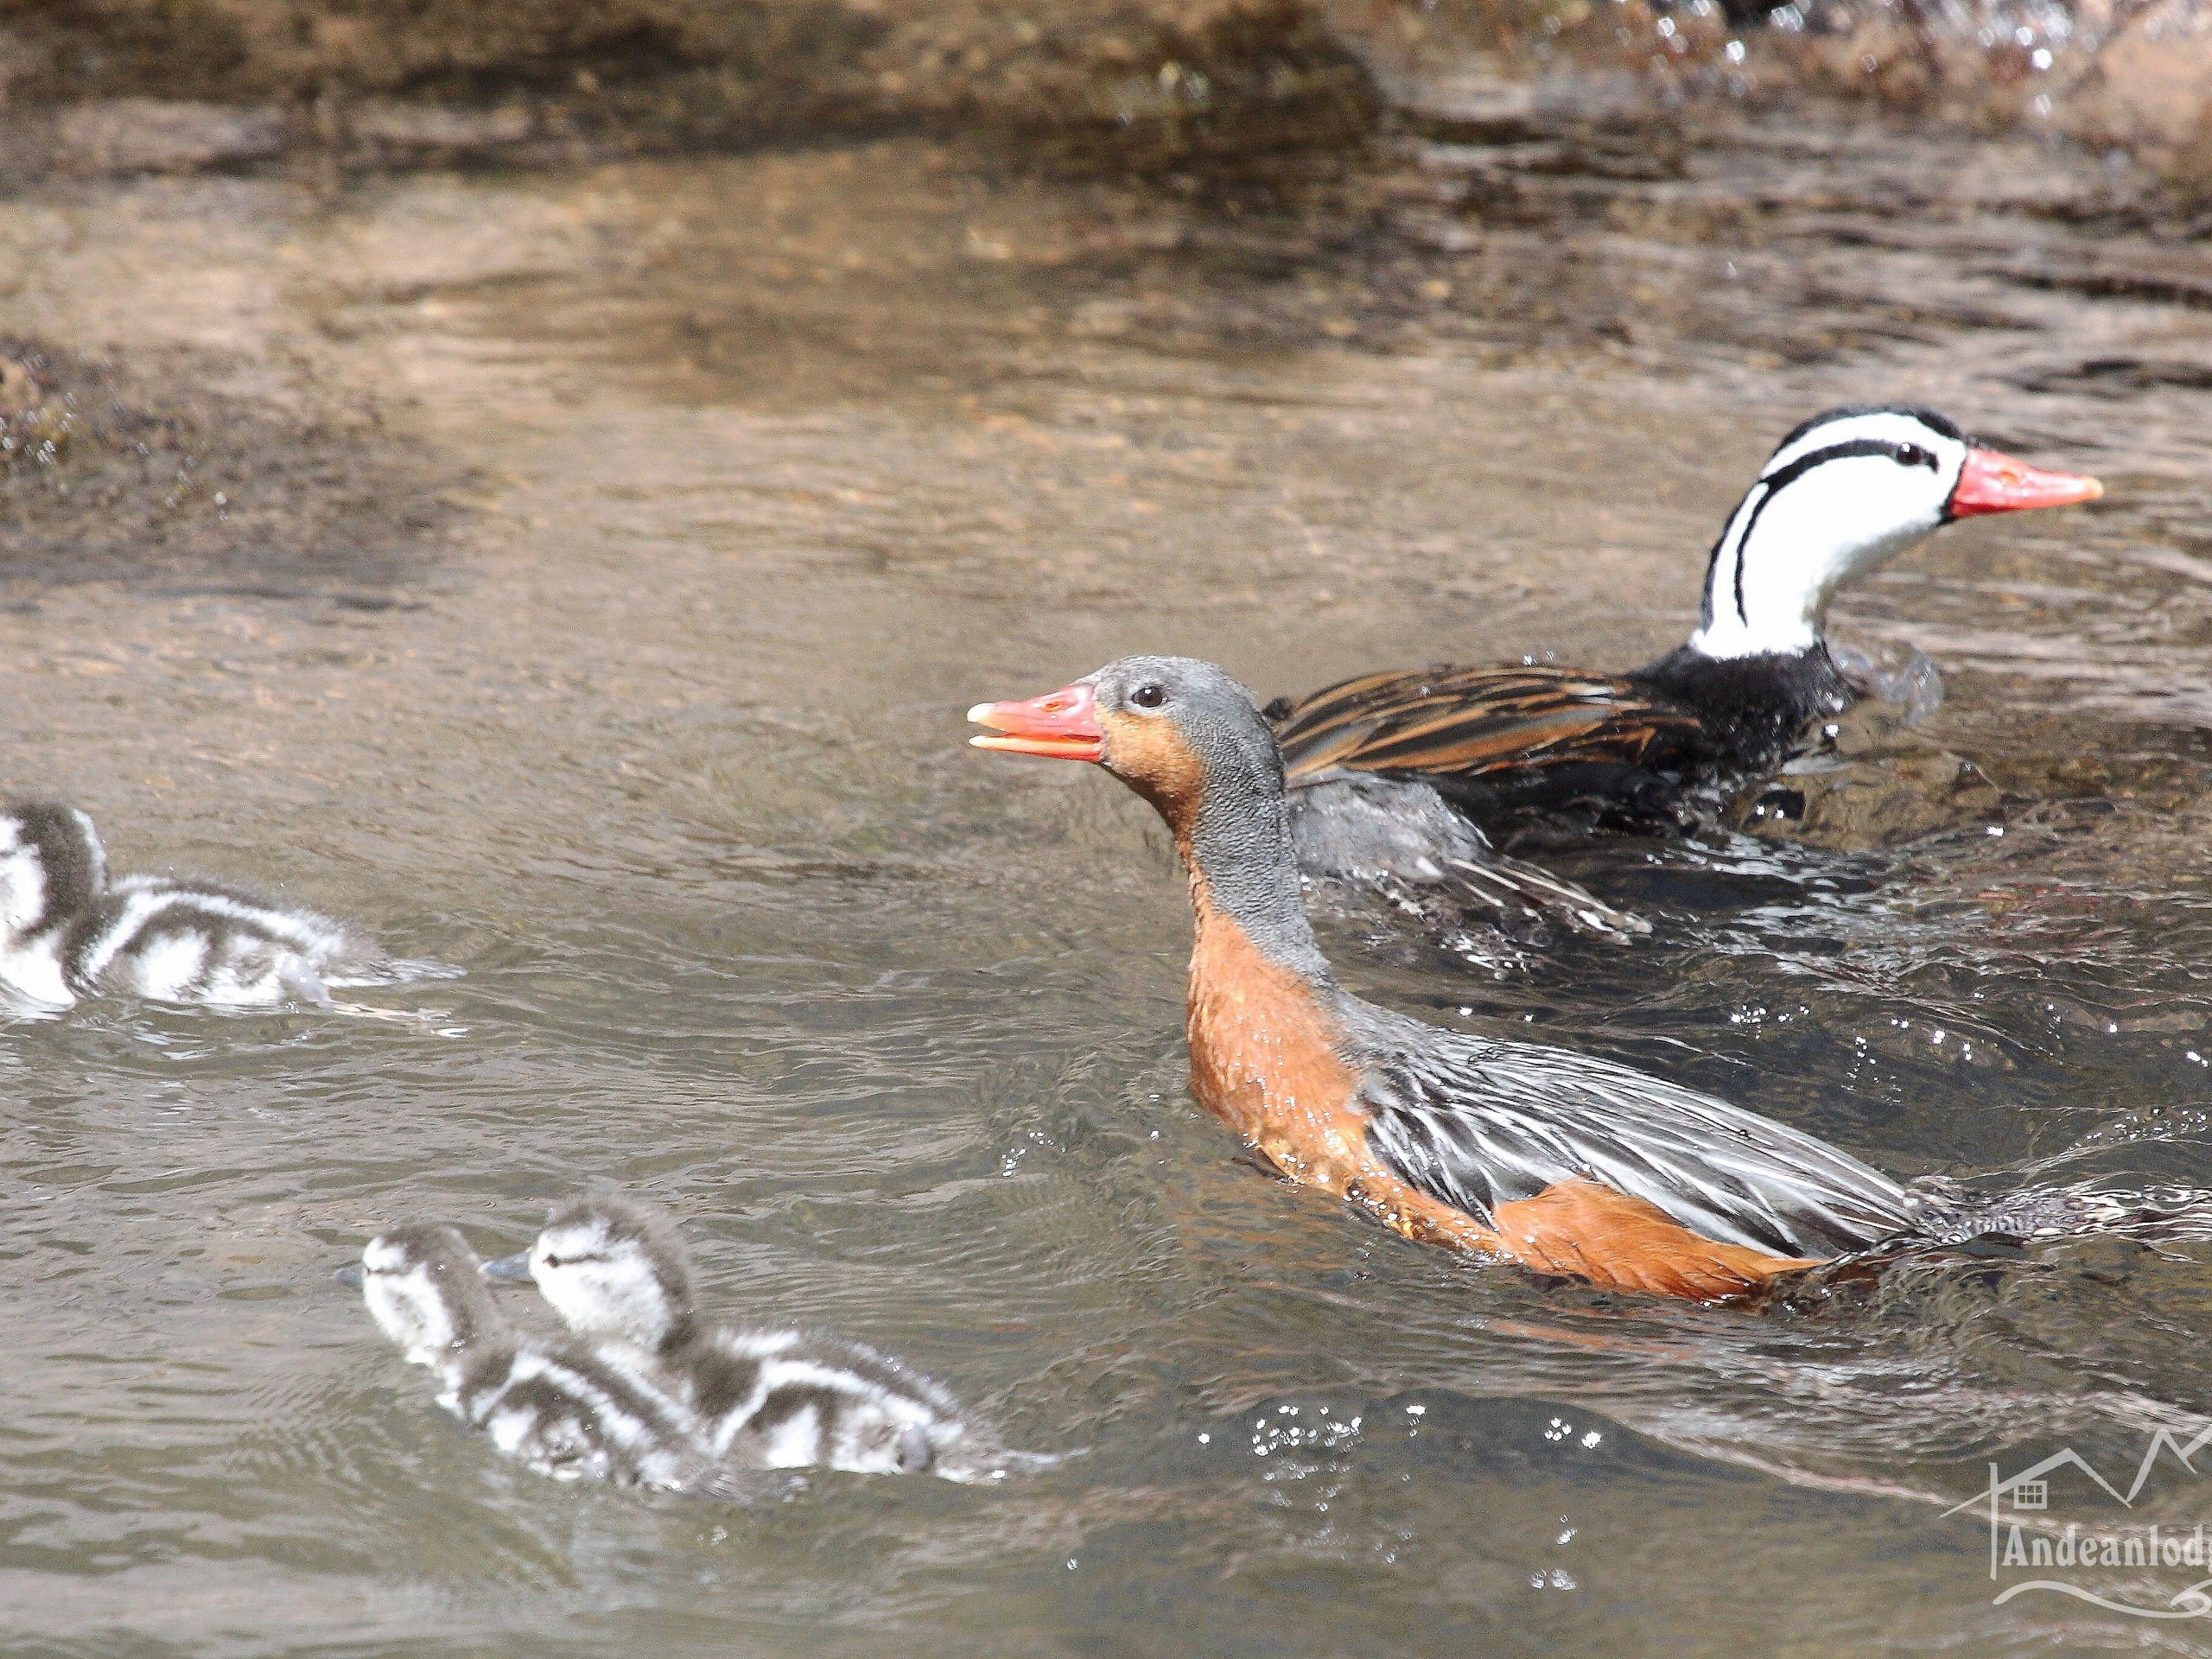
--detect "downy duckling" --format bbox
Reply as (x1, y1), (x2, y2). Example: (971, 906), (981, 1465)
(0, 800), (384, 1008)
(488, 1195), (1023, 1482)
(350, 1221), (733, 1495)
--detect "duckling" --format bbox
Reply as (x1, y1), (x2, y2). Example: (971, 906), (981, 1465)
(0, 800), (383, 1008)
(487, 1196), (1020, 1482)
(350, 1221), (734, 1494)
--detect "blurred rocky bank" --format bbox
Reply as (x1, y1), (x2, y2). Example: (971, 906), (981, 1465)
(0, 0), (2207, 193)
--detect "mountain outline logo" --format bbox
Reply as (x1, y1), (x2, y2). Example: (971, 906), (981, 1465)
(1947, 1424), (2212, 1619)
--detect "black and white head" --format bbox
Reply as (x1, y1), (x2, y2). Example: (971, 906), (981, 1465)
(0, 802), (106, 942)
(514, 1196), (698, 1353)
(357, 1223), (504, 1369)
(1689, 406), (2101, 661)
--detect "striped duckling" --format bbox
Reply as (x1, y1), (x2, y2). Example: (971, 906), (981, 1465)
(350, 1221), (733, 1494)
(488, 1195), (1020, 1483)
(0, 800), (383, 1008)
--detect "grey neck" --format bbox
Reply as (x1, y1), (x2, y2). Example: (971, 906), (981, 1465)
(1185, 771), (1338, 993)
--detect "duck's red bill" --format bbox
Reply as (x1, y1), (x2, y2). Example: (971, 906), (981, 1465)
(1951, 447), (2103, 517)
(968, 681), (1104, 762)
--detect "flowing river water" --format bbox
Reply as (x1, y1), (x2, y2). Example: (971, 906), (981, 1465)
(3, 105), (2212, 1655)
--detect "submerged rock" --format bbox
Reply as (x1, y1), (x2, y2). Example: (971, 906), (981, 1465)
(0, 337), (453, 594)
(1729, 700), (2005, 852)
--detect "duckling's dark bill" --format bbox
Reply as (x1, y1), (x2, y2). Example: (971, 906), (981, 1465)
(967, 683), (1105, 762)
(1950, 448), (2102, 517)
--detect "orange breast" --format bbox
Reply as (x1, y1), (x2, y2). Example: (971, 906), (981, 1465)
(1178, 887), (1811, 1300)
(1183, 882), (1374, 1198)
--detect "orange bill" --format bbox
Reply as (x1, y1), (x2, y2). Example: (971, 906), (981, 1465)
(968, 680), (1104, 762)
(1950, 447), (2103, 518)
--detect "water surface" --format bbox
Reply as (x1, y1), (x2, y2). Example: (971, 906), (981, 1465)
(3, 124), (2212, 1655)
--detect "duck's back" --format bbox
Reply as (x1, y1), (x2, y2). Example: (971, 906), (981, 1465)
(1268, 664), (1716, 828)
(452, 1337), (723, 1492)
(69, 875), (372, 1004)
(688, 1327), (975, 1476)
(1269, 652), (1853, 834)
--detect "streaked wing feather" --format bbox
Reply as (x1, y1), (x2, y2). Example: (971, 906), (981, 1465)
(1271, 665), (1702, 785)
(1357, 1013), (1922, 1259)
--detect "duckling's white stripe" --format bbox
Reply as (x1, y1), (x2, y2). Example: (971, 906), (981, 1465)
(487, 1353), (655, 1449)
(0, 936), (72, 1007)
(757, 1402), (823, 1467)
(73, 887), (301, 982)
(472, 1352), (702, 1487)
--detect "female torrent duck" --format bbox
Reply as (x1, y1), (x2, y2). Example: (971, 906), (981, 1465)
(1267, 406), (2102, 854)
(0, 800), (383, 1008)
(486, 1195), (1026, 1483)
(971, 656), (2173, 1300)
(349, 1222), (733, 1495)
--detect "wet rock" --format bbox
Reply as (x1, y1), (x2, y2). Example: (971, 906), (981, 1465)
(0, 348), (73, 467)
(48, 98), (287, 174)
(2060, 0), (2212, 156)
(0, 355), (43, 415)
(876, 0), (1377, 172)
(1729, 698), (2004, 850)
(0, 337), (455, 594)
(0, 0), (1377, 175)
(341, 99), (537, 155)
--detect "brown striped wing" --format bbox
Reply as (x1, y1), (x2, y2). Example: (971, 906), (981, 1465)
(1269, 664), (1705, 786)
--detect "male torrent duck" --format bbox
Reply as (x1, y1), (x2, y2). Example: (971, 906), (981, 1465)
(1266, 407), (2102, 855)
(486, 1195), (1026, 1482)
(0, 801), (384, 1008)
(971, 656), (2176, 1300)
(348, 1223), (733, 1494)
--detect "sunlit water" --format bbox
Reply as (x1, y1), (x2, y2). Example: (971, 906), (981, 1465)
(2, 122), (2211, 1655)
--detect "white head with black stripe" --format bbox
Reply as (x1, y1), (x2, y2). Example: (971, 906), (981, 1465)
(1688, 406), (2101, 661)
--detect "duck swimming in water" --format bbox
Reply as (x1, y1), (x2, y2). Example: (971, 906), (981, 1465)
(486, 1195), (1024, 1482)
(0, 800), (384, 1008)
(1265, 408), (2102, 864)
(971, 656), (2188, 1300)
(351, 1222), (732, 1494)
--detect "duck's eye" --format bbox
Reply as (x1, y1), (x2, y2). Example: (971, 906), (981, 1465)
(541, 1254), (563, 1268)
(1128, 683), (1166, 709)
(1894, 443), (1936, 470)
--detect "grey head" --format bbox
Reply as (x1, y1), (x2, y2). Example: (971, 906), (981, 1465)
(0, 801), (107, 943)
(358, 1222), (505, 1369)
(975, 655), (1332, 985)
(1081, 655), (1286, 823)
(525, 1194), (699, 1353)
